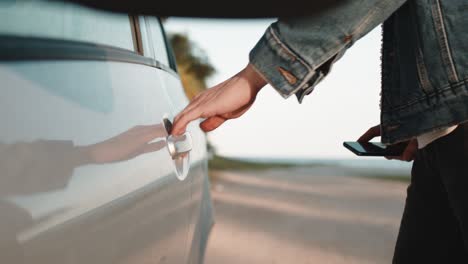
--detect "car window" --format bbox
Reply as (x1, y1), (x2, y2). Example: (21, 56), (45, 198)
(145, 17), (170, 66)
(137, 16), (153, 58)
(0, 1), (135, 51)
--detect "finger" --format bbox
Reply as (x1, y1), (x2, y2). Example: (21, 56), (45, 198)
(389, 140), (418, 161)
(401, 140), (418, 162)
(174, 104), (195, 125)
(191, 92), (203, 102)
(172, 109), (202, 136)
(174, 93), (208, 124)
(224, 101), (253, 119)
(177, 95), (206, 120)
(174, 107), (190, 124)
(174, 107), (191, 127)
(200, 116), (227, 132)
(174, 103), (201, 126)
(358, 125), (381, 142)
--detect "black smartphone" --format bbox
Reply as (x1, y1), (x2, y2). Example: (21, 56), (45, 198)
(343, 141), (407, 156)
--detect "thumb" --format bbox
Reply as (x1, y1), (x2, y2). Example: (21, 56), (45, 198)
(358, 125), (381, 142)
(200, 116), (227, 132)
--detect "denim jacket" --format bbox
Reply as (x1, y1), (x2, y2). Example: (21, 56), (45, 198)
(249, 0), (468, 144)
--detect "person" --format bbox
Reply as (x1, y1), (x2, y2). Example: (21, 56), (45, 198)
(170, 0), (468, 262)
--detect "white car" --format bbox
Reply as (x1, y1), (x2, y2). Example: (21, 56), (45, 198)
(0, 1), (213, 263)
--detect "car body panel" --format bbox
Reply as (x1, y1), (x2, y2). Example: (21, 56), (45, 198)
(0, 59), (194, 263)
(0, 2), (214, 262)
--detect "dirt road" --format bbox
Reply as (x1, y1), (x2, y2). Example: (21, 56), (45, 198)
(204, 167), (408, 264)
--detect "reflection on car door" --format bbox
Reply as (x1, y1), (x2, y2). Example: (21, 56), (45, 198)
(0, 1), (191, 263)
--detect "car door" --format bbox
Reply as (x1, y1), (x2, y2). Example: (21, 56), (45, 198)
(142, 16), (214, 264)
(0, 1), (191, 263)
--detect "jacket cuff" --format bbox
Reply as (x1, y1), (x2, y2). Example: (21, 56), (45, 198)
(249, 26), (342, 103)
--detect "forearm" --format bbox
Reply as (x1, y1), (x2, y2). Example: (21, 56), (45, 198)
(249, 0), (407, 102)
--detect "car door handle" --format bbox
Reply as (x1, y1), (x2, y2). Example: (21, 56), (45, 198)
(163, 115), (193, 160)
(162, 116), (192, 180)
(167, 132), (192, 160)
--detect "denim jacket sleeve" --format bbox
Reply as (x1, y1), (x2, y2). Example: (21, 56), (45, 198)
(249, 0), (407, 102)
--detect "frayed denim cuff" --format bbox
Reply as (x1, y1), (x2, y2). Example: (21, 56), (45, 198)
(249, 26), (336, 103)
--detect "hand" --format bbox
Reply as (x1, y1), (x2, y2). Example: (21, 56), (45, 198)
(79, 124), (166, 164)
(358, 125), (418, 162)
(171, 63), (267, 136)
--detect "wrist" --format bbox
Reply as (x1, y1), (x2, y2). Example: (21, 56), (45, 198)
(241, 64), (267, 93)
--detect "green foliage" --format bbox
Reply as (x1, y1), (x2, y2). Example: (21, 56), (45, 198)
(209, 155), (295, 171)
(168, 33), (215, 99)
(170, 34), (215, 79)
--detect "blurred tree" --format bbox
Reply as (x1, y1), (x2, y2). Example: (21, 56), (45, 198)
(168, 33), (215, 100)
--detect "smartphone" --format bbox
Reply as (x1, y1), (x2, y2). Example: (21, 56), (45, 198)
(343, 141), (407, 156)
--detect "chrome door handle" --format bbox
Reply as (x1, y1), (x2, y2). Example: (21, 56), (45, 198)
(162, 116), (193, 160)
(167, 133), (192, 160)
(162, 116), (192, 180)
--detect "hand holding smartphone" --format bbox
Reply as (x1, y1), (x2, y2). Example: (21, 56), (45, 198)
(343, 141), (407, 157)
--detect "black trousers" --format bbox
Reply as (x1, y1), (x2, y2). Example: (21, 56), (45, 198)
(393, 123), (468, 263)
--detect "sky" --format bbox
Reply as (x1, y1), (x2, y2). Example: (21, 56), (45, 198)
(165, 18), (382, 159)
